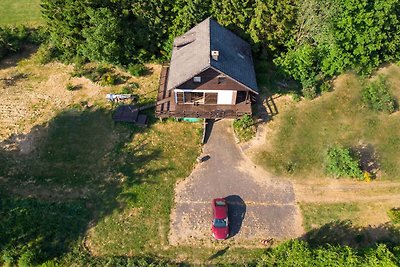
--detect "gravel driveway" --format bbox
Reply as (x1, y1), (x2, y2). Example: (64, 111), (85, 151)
(169, 119), (303, 246)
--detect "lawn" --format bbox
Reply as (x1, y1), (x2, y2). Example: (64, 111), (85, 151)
(256, 64), (400, 181)
(0, 54), (265, 265)
(0, 0), (42, 25)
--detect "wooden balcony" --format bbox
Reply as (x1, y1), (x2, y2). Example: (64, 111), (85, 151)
(155, 66), (252, 119)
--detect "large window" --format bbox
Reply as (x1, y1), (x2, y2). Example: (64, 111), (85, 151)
(175, 91), (219, 105)
(185, 92), (204, 103)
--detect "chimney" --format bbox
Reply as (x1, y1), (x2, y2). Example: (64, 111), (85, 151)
(211, 50), (219, 61)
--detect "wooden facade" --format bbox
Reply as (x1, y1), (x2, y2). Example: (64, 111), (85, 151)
(156, 66), (253, 119)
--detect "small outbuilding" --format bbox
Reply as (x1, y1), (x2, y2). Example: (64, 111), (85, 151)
(156, 18), (258, 119)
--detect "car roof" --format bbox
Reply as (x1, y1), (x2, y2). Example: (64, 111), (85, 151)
(213, 198), (227, 219)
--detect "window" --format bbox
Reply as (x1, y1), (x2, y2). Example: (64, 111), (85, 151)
(176, 92), (184, 104)
(204, 93), (217, 104)
(193, 76), (201, 83)
(218, 76), (226, 84)
(184, 92), (204, 103)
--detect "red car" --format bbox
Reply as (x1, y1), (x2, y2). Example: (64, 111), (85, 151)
(211, 198), (229, 240)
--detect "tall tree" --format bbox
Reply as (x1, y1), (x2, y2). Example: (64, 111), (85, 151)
(211, 0), (254, 38)
(249, 0), (297, 54)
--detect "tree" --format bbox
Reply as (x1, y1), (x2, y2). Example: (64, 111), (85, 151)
(211, 0), (254, 38)
(80, 8), (124, 64)
(249, 0), (297, 54)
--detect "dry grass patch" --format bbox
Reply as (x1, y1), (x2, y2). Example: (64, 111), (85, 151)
(256, 66), (400, 181)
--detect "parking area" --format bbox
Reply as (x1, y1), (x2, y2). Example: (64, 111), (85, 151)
(169, 120), (303, 246)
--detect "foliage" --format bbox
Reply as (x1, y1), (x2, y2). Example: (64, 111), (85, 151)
(249, 0), (297, 54)
(128, 64), (147, 77)
(33, 44), (56, 65)
(120, 82), (140, 94)
(72, 65), (123, 86)
(0, 25), (46, 60)
(274, 43), (321, 89)
(326, 146), (363, 179)
(388, 208), (400, 224)
(362, 76), (396, 113)
(320, 81), (332, 93)
(258, 240), (400, 266)
(233, 114), (256, 142)
(99, 73), (117, 86)
(302, 86), (317, 100)
(276, 0), (400, 91)
(65, 83), (75, 91)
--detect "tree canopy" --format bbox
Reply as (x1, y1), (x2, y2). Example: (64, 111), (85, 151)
(41, 0), (400, 86)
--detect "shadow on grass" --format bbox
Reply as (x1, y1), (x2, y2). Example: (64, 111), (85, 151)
(0, 106), (166, 265)
(0, 44), (38, 70)
(303, 220), (400, 249)
(207, 246), (230, 261)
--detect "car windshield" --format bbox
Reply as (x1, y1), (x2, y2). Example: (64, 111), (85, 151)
(213, 218), (227, 228)
(215, 200), (226, 206)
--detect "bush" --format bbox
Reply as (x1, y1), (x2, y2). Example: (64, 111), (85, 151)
(18, 249), (37, 267)
(128, 64), (147, 77)
(120, 82), (139, 94)
(291, 92), (301, 102)
(233, 114), (256, 142)
(34, 45), (56, 65)
(320, 81), (332, 93)
(362, 76), (396, 113)
(326, 145), (363, 179)
(65, 83), (75, 91)
(388, 208), (400, 225)
(302, 86), (317, 100)
(100, 73), (117, 86)
(0, 26), (49, 61)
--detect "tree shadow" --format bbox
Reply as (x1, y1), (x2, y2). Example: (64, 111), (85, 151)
(207, 246), (230, 261)
(225, 195), (246, 237)
(352, 143), (380, 178)
(303, 220), (400, 249)
(0, 44), (39, 70)
(0, 106), (166, 265)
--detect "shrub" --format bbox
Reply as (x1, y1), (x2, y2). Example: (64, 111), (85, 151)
(326, 146), (363, 179)
(362, 76), (396, 113)
(388, 208), (400, 225)
(233, 114), (256, 142)
(120, 83), (139, 94)
(18, 249), (37, 267)
(34, 45), (56, 65)
(302, 86), (317, 100)
(320, 81), (332, 93)
(128, 64), (147, 77)
(65, 83), (75, 91)
(291, 92), (301, 102)
(100, 73), (117, 86)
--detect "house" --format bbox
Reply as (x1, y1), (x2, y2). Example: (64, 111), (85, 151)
(156, 18), (258, 119)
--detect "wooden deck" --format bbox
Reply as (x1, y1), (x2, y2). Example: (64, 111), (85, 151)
(155, 66), (252, 119)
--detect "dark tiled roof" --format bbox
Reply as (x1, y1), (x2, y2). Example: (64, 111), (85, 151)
(167, 18), (258, 93)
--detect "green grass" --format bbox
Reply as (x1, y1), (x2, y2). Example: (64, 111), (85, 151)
(86, 121), (202, 256)
(0, 104), (204, 264)
(300, 203), (361, 232)
(257, 69), (400, 180)
(0, 0), (42, 26)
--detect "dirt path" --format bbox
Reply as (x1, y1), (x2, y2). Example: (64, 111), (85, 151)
(169, 120), (304, 247)
(294, 179), (400, 203)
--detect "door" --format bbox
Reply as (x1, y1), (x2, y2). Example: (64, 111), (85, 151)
(217, 90), (233, 105)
